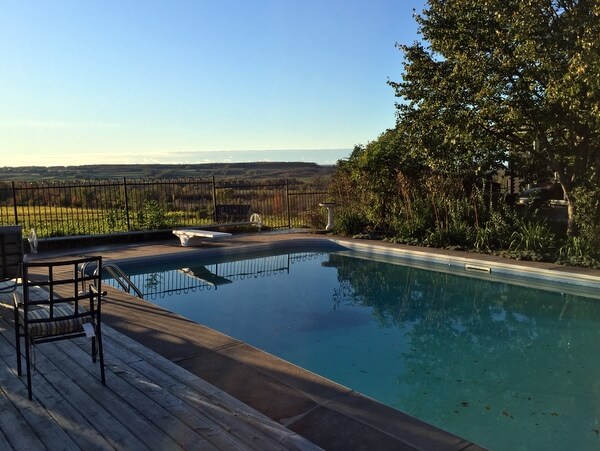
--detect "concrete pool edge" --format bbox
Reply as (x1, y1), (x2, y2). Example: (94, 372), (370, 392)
(331, 237), (600, 290)
(103, 234), (600, 291)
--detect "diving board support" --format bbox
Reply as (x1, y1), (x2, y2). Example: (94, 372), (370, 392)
(173, 229), (232, 247)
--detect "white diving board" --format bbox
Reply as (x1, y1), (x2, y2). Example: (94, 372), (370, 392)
(172, 229), (232, 247)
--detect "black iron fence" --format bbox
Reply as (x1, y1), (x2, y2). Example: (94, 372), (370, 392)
(0, 177), (329, 238)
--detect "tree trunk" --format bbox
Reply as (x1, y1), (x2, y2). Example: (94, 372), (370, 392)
(560, 181), (578, 237)
(566, 199), (577, 237)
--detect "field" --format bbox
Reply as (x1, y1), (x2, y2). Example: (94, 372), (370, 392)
(0, 162), (336, 189)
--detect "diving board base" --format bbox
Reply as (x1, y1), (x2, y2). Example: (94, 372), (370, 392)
(173, 229), (232, 247)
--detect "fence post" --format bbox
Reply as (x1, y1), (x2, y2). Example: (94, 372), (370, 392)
(123, 177), (131, 231)
(285, 179), (291, 229)
(211, 176), (218, 223)
(11, 181), (19, 225)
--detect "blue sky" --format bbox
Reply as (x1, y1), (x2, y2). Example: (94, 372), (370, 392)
(0, 0), (424, 166)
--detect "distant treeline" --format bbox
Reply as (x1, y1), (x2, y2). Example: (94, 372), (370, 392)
(0, 162), (335, 188)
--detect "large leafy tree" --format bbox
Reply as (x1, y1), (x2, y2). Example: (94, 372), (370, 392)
(334, 128), (426, 226)
(390, 0), (600, 235)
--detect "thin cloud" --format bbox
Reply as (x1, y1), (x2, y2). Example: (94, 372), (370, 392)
(0, 120), (121, 129)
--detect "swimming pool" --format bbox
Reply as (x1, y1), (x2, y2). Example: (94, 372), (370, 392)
(109, 246), (600, 450)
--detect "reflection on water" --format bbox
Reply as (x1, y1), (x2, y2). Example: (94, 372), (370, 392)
(113, 251), (600, 451)
(324, 253), (600, 451)
(108, 252), (322, 300)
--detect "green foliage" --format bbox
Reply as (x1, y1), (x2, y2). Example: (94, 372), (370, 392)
(328, 1), (599, 267)
(424, 221), (474, 249)
(392, 174), (480, 249)
(555, 185), (600, 266)
(474, 208), (517, 252)
(301, 207), (327, 230)
(557, 236), (600, 268)
(105, 209), (128, 232)
(390, 0), (600, 234)
(136, 200), (170, 230)
(334, 212), (370, 237)
(197, 206), (211, 220)
(508, 220), (556, 261)
(573, 186), (600, 252)
(331, 130), (427, 229)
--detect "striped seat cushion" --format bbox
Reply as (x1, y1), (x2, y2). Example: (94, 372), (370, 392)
(19, 303), (92, 338)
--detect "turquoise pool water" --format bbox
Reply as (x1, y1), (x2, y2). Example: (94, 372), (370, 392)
(110, 249), (600, 450)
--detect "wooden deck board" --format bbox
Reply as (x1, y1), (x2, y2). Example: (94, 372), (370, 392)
(43, 340), (187, 451)
(99, 329), (302, 450)
(0, 354), (81, 451)
(0, 303), (320, 451)
(0, 320), (134, 451)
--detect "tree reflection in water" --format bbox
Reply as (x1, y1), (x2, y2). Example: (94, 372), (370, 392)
(323, 253), (600, 450)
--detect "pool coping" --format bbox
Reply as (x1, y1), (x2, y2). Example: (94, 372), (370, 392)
(39, 233), (600, 450)
(331, 238), (600, 289)
(110, 235), (600, 285)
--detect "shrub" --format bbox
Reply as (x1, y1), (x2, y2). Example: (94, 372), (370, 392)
(474, 209), (515, 252)
(447, 219), (475, 248)
(303, 207), (327, 229)
(105, 209), (127, 232)
(573, 186), (600, 254)
(557, 236), (600, 268)
(509, 220), (555, 258)
(136, 200), (170, 230)
(335, 212), (370, 236)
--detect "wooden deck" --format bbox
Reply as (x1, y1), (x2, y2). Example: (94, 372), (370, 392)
(0, 301), (320, 451)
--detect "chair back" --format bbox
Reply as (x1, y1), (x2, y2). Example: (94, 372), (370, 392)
(21, 256), (103, 337)
(0, 225), (23, 293)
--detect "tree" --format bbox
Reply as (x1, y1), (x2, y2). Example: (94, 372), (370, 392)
(390, 0), (600, 235)
(332, 128), (427, 228)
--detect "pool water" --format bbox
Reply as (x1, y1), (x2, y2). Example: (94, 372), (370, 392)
(110, 250), (600, 450)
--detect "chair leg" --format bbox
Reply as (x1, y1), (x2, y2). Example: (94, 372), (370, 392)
(96, 325), (106, 385)
(91, 336), (97, 363)
(24, 338), (32, 400)
(14, 316), (22, 376)
(13, 301), (22, 376)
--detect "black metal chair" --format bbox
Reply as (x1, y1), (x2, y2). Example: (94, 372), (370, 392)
(0, 225), (23, 294)
(13, 256), (106, 400)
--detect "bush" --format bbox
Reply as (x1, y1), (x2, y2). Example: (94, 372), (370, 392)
(136, 200), (170, 230)
(105, 209), (127, 232)
(335, 212), (370, 236)
(474, 209), (515, 252)
(446, 220), (475, 248)
(573, 186), (600, 255)
(508, 220), (555, 259)
(303, 207), (327, 229)
(557, 236), (600, 268)
(331, 144), (600, 267)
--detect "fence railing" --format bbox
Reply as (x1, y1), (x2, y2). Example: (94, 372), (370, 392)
(0, 177), (329, 238)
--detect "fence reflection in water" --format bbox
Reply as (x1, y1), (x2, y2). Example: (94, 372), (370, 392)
(105, 252), (325, 301)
